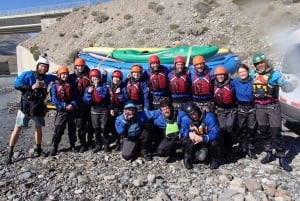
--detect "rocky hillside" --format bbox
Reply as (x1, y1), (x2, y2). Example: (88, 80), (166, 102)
(21, 0), (300, 67)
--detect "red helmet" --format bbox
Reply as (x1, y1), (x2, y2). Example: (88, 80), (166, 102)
(89, 69), (101, 78)
(149, 55), (160, 64)
(111, 70), (123, 79)
(174, 56), (185, 65)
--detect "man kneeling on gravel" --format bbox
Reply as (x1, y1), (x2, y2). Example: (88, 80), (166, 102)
(182, 102), (223, 170)
(115, 101), (154, 161)
(5, 55), (56, 164)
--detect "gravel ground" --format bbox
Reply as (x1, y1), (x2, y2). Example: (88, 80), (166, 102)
(0, 75), (300, 201)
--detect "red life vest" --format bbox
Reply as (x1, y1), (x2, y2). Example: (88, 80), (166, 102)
(169, 73), (189, 94)
(76, 76), (90, 96)
(92, 87), (103, 103)
(127, 80), (141, 101)
(214, 83), (234, 105)
(149, 70), (168, 91)
(192, 73), (213, 96)
(109, 87), (121, 107)
(56, 83), (73, 102)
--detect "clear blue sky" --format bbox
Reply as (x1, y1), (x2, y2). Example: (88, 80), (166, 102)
(0, 0), (109, 11)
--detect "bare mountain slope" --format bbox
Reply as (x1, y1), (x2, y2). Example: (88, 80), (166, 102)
(21, 0), (300, 66)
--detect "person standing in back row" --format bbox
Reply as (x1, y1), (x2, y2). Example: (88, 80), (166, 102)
(251, 52), (293, 172)
(146, 55), (170, 109)
(49, 66), (78, 156)
(83, 69), (110, 153)
(108, 70), (127, 151)
(231, 64), (257, 159)
(5, 55), (56, 164)
(213, 66), (237, 157)
(125, 65), (149, 111)
(168, 56), (191, 111)
(190, 55), (215, 112)
(69, 58), (94, 153)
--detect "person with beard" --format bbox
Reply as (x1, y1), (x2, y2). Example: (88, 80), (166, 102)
(168, 56), (191, 111)
(250, 53), (293, 172)
(190, 56), (215, 112)
(213, 66), (237, 157)
(115, 101), (155, 161)
(125, 65), (149, 111)
(231, 64), (257, 159)
(5, 55), (56, 164)
(108, 70), (127, 151)
(182, 102), (222, 170)
(49, 66), (79, 156)
(83, 69), (110, 153)
(69, 58), (94, 153)
(151, 101), (190, 162)
(146, 55), (170, 110)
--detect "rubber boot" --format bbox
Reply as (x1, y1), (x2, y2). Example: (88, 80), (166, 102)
(49, 146), (58, 156)
(33, 144), (47, 157)
(246, 149), (257, 159)
(93, 129), (102, 153)
(279, 157), (293, 172)
(183, 158), (193, 169)
(5, 147), (14, 165)
(210, 158), (220, 170)
(115, 138), (121, 151)
(261, 151), (275, 164)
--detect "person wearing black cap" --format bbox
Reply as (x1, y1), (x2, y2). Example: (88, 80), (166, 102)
(115, 100), (155, 161)
(182, 102), (223, 169)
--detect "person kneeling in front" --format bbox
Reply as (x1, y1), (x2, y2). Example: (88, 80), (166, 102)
(115, 101), (154, 161)
(182, 102), (223, 170)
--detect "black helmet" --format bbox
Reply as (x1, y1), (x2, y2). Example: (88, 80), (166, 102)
(182, 102), (197, 115)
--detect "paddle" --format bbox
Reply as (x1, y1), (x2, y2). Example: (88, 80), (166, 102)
(185, 46), (192, 68)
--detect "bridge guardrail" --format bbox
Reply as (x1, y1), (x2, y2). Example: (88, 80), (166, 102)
(0, 1), (89, 17)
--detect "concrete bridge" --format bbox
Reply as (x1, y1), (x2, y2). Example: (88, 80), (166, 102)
(0, 1), (89, 34)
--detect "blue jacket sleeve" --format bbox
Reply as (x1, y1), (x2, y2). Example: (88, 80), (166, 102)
(82, 87), (92, 104)
(178, 111), (190, 139)
(115, 114), (128, 135)
(14, 71), (35, 91)
(141, 81), (150, 110)
(202, 112), (220, 143)
(50, 84), (66, 110)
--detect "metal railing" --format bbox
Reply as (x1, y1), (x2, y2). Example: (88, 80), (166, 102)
(0, 1), (90, 17)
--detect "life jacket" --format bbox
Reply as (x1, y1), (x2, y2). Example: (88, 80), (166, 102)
(214, 81), (234, 105)
(253, 71), (274, 99)
(109, 87), (121, 107)
(149, 70), (168, 91)
(165, 111), (179, 137)
(190, 112), (208, 135)
(192, 73), (213, 96)
(56, 83), (73, 102)
(92, 87), (103, 103)
(76, 75), (90, 96)
(23, 71), (47, 101)
(127, 80), (141, 101)
(169, 72), (189, 94)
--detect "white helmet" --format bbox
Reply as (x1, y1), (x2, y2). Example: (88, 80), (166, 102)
(36, 56), (49, 66)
